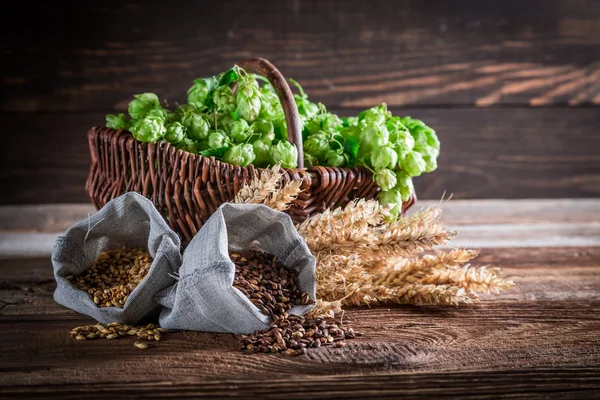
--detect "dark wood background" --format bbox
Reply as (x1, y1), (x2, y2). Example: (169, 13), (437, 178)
(1, 0), (599, 204)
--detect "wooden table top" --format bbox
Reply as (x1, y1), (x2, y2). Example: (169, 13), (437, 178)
(1, 199), (599, 398)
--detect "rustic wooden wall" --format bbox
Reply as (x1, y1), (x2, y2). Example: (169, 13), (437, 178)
(1, 0), (599, 204)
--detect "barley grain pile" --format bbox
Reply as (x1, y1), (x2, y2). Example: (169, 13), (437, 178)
(69, 246), (152, 308)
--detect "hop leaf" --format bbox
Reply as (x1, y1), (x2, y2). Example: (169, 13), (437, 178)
(106, 113), (128, 130)
(290, 78), (319, 122)
(218, 67), (241, 86)
(200, 146), (229, 159)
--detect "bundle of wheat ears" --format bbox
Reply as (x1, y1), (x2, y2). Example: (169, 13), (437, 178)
(233, 164), (514, 318)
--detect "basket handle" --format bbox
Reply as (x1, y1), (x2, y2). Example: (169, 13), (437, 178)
(237, 57), (304, 168)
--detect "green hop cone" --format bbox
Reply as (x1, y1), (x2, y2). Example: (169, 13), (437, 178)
(236, 75), (262, 122)
(213, 86), (236, 114)
(187, 77), (217, 110)
(322, 113), (343, 133)
(224, 143), (255, 167)
(402, 151), (427, 177)
(359, 104), (389, 126)
(370, 146), (398, 170)
(208, 130), (230, 149)
(373, 168), (397, 191)
(165, 121), (186, 144)
(251, 120), (275, 139)
(106, 113), (128, 130)
(181, 112), (210, 141)
(423, 154), (438, 173)
(414, 145), (439, 172)
(386, 116), (408, 140)
(299, 101), (319, 121)
(130, 109), (167, 142)
(173, 104), (195, 120)
(357, 119), (389, 157)
(230, 119), (252, 142)
(393, 130), (415, 159)
(176, 137), (199, 154)
(128, 93), (161, 120)
(304, 132), (330, 159)
(424, 128), (440, 151)
(217, 115), (234, 132)
(270, 141), (298, 168)
(273, 117), (289, 142)
(259, 85), (283, 121)
(324, 150), (345, 167)
(399, 116), (426, 131)
(395, 171), (414, 201)
(304, 153), (318, 168)
(305, 111), (343, 135)
(378, 188), (402, 221)
(252, 136), (272, 167)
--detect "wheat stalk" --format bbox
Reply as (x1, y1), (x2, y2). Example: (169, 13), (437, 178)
(233, 164), (284, 205)
(233, 163), (303, 211)
(232, 177), (515, 315)
(413, 265), (515, 294)
(307, 299), (343, 319)
(370, 249), (480, 285)
(263, 179), (303, 211)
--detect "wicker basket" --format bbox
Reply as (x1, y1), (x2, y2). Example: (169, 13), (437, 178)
(86, 58), (416, 243)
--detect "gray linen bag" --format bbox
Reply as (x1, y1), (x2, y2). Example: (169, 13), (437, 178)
(157, 203), (316, 334)
(52, 192), (182, 324)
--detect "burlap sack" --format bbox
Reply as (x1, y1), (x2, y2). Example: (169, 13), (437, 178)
(156, 203), (316, 334)
(52, 192), (181, 324)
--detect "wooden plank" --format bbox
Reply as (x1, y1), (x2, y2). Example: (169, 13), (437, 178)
(2, 0), (599, 112)
(1, 107), (599, 205)
(1, 200), (599, 258)
(2, 199), (600, 233)
(1, 369), (599, 399)
(0, 247), (599, 396)
(1, 222), (599, 259)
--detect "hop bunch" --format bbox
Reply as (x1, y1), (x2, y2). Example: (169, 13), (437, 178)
(104, 64), (441, 215)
